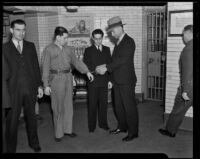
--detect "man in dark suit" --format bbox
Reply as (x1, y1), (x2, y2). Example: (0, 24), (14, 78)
(159, 25), (193, 137)
(84, 29), (112, 132)
(96, 16), (139, 142)
(2, 54), (11, 153)
(3, 19), (44, 153)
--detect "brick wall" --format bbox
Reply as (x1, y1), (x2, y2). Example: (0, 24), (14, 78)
(165, 2), (193, 117)
(58, 6), (144, 94)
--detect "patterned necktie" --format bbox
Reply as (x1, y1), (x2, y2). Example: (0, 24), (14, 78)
(17, 41), (22, 53)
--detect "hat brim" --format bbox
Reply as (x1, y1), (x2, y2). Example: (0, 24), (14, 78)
(106, 23), (126, 32)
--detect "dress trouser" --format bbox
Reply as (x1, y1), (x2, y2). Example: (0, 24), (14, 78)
(2, 108), (7, 153)
(88, 85), (109, 131)
(113, 84), (139, 136)
(6, 83), (39, 153)
(50, 73), (74, 138)
(166, 86), (193, 134)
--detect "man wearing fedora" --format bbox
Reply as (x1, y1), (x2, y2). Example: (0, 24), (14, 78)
(96, 16), (139, 142)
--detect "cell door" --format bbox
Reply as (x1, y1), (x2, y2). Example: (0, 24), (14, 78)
(147, 9), (167, 101)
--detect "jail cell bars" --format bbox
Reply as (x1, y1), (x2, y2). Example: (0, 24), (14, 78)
(147, 11), (167, 101)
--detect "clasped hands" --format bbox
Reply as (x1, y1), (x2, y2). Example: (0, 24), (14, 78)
(95, 64), (107, 75)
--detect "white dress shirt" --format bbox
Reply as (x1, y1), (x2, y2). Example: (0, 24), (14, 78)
(12, 38), (23, 53)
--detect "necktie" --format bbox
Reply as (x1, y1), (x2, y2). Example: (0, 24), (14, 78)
(98, 46), (101, 52)
(17, 41), (22, 53)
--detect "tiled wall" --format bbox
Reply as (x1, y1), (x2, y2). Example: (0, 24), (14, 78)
(57, 6), (144, 94)
(165, 2), (193, 117)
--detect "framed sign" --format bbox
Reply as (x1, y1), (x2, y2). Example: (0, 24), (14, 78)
(168, 10), (193, 37)
(3, 15), (10, 26)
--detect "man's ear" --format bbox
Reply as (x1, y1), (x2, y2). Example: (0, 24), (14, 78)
(10, 28), (13, 34)
(56, 35), (60, 41)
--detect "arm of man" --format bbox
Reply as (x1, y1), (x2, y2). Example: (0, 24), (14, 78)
(106, 47), (114, 83)
(42, 47), (51, 88)
(106, 41), (135, 73)
(2, 52), (11, 108)
(83, 48), (95, 73)
(32, 43), (43, 88)
(69, 47), (89, 74)
(181, 46), (193, 94)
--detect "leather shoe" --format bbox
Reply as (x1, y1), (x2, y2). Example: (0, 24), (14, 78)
(109, 128), (127, 134)
(64, 132), (77, 138)
(158, 128), (176, 137)
(30, 146), (41, 153)
(55, 137), (62, 142)
(100, 127), (110, 131)
(122, 134), (138, 142)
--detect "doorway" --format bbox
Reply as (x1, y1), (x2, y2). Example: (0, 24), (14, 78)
(146, 6), (167, 102)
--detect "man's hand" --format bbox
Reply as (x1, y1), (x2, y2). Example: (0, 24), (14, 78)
(182, 92), (190, 100)
(108, 81), (113, 89)
(37, 87), (44, 98)
(95, 64), (107, 75)
(44, 86), (51, 96)
(87, 72), (94, 82)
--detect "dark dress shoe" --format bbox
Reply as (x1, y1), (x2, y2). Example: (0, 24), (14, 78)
(55, 137), (62, 142)
(36, 114), (43, 120)
(30, 146), (41, 152)
(122, 134), (138, 142)
(100, 127), (110, 131)
(109, 128), (127, 134)
(158, 129), (176, 137)
(64, 132), (77, 138)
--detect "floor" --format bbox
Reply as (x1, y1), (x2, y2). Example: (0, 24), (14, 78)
(16, 99), (192, 158)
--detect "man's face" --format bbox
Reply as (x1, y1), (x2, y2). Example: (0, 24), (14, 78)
(111, 26), (121, 39)
(10, 24), (26, 41)
(80, 21), (85, 28)
(58, 33), (68, 46)
(93, 34), (103, 46)
(182, 30), (193, 44)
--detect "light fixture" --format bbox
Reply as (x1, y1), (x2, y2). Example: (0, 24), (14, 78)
(65, 6), (79, 12)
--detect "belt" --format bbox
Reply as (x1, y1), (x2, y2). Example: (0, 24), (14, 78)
(50, 69), (70, 74)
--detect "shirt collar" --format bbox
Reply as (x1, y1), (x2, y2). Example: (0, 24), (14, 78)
(12, 38), (23, 51)
(117, 33), (125, 45)
(12, 38), (23, 47)
(95, 44), (102, 51)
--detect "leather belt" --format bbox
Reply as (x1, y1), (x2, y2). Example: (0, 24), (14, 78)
(50, 69), (70, 74)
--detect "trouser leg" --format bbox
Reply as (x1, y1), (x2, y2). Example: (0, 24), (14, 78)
(113, 85), (127, 130)
(88, 86), (99, 131)
(23, 89), (40, 148)
(50, 75), (66, 138)
(63, 74), (74, 134)
(120, 85), (139, 136)
(98, 87), (109, 128)
(6, 88), (24, 153)
(166, 87), (193, 134)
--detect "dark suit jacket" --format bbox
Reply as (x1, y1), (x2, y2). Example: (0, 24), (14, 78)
(2, 54), (11, 108)
(179, 40), (193, 97)
(83, 45), (112, 87)
(3, 40), (43, 104)
(107, 34), (137, 85)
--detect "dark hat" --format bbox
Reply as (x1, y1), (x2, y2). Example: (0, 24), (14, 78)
(106, 16), (126, 32)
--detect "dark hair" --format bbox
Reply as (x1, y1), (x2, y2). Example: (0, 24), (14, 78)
(183, 25), (193, 33)
(11, 19), (26, 28)
(53, 26), (68, 41)
(92, 29), (104, 38)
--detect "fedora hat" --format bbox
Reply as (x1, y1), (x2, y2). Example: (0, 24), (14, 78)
(106, 16), (126, 32)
